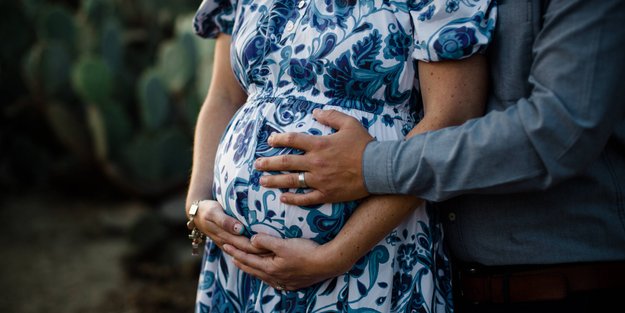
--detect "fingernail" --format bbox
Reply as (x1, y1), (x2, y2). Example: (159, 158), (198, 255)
(268, 134), (275, 145)
(312, 109), (320, 115)
(233, 223), (243, 235)
(280, 195), (288, 203)
(259, 177), (266, 186)
(222, 244), (232, 253)
(250, 235), (257, 243)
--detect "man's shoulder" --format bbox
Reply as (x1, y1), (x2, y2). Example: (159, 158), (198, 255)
(487, 0), (544, 104)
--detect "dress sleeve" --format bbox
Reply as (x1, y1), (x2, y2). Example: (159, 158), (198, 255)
(193, 0), (238, 38)
(411, 0), (497, 62)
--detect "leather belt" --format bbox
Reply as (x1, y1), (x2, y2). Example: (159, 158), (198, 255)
(457, 261), (625, 304)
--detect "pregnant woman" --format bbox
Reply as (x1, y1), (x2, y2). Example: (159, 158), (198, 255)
(186, 0), (496, 312)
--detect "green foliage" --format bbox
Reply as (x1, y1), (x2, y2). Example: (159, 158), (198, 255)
(100, 18), (123, 72)
(121, 128), (191, 186)
(71, 55), (114, 106)
(44, 101), (91, 160)
(157, 34), (197, 94)
(24, 41), (73, 97)
(4, 0), (213, 197)
(138, 69), (170, 131)
(38, 5), (76, 49)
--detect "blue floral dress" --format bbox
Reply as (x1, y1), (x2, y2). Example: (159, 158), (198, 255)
(193, 1), (495, 312)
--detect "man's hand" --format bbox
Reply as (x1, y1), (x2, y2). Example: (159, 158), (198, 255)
(254, 109), (373, 206)
(195, 200), (266, 254)
(222, 233), (353, 291)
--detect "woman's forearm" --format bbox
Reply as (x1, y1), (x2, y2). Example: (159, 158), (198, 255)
(318, 55), (489, 273)
(322, 194), (422, 271)
(186, 34), (247, 214)
(186, 97), (241, 209)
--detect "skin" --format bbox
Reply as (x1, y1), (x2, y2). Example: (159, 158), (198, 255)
(186, 34), (262, 255)
(187, 34), (488, 290)
(255, 57), (487, 205)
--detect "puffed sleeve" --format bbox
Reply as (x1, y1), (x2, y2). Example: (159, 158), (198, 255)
(193, 0), (238, 38)
(411, 0), (497, 62)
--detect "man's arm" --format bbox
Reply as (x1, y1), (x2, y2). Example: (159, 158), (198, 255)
(258, 0), (625, 204)
(365, 0), (625, 200)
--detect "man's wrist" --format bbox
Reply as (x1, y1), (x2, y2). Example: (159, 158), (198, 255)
(362, 140), (397, 194)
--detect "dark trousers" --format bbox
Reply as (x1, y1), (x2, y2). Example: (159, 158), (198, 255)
(452, 261), (625, 313)
(455, 284), (624, 313)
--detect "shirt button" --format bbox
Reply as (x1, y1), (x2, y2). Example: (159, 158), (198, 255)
(297, 1), (306, 9)
(285, 22), (294, 32)
(448, 212), (456, 221)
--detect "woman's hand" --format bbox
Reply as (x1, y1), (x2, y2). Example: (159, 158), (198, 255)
(222, 233), (353, 291)
(194, 200), (267, 254)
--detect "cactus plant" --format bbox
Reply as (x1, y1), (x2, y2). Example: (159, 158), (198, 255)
(71, 55), (114, 107)
(156, 35), (197, 94)
(138, 69), (170, 131)
(7, 0), (210, 197)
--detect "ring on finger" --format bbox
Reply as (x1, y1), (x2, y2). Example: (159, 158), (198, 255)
(297, 172), (308, 189)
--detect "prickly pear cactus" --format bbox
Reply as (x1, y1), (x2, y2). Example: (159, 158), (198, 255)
(10, 0), (211, 197)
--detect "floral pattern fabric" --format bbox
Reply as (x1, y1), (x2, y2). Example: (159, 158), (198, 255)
(193, 0), (496, 312)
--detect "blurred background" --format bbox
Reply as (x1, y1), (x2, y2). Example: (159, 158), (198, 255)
(0, 0), (216, 312)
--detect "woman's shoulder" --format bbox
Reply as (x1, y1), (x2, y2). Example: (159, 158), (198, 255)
(404, 0), (498, 62)
(194, 0), (239, 38)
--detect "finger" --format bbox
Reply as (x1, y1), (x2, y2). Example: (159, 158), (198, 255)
(223, 244), (277, 277)
(217, 228), (268, 254)
(250, 234), (286, 254)
(223, 245), (278, 282)
(259, 173), (302, 189)
(198, 217), (267, 254)
(312, 109), (358, 130)
(231, 258), (280, 288)
(228, 255), (289, 291)
(255, 154), (310, 172)
(202, 201), (244, 235)
(268, 132), (319, 151)
(280, 190), (326, 206)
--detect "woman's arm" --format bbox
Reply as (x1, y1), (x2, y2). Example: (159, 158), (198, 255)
(223, 55), (488, 290)
(186, 34), (262, 252)
(315, 55), (489, 271)
(186, 34), (246, 209)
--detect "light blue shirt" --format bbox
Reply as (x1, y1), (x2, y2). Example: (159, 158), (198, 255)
(363, 0), (625, 265)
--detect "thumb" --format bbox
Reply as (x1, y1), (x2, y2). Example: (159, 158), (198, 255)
(313, 109), (355, 130)
(204, 201), (244, 235)
(251, 233), (285, 253)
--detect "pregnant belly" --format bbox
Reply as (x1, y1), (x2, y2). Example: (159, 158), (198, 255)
(212, 97), (414, 244)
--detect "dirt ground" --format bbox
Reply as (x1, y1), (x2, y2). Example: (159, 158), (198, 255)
(0, 191), (202, 313)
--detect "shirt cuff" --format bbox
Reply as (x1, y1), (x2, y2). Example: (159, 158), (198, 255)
(362, 140), (399, 195)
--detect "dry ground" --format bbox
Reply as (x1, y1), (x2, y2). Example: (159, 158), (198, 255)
(0, 191), (202, 313)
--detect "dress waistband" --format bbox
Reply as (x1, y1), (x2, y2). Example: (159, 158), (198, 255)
(245, 95), (417, 123)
